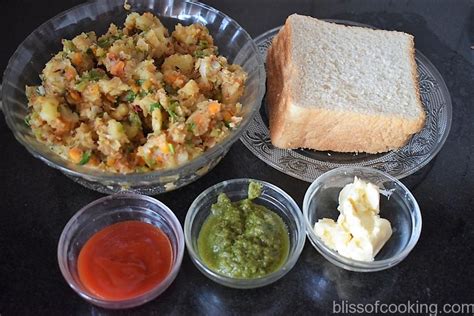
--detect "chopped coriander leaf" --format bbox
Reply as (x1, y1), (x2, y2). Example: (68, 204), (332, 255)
(78, 151), (91, 165)
(150, 102), (162, 112)
(88, 69), (106, 81)
(125, 90), (136, 102)
(166, 100), (179, 122)
(168, 143), (175, 154)
(136, 79), (145, 86)
(97, 38), (110, 48)
(187, 122), (196, 132)
(62, 40), (77, 52)
(194, 50), (205, 58)
(198, 40), (208, 49)
(167, 110), (178, 122)
(144, 157), (155, 168)
(138, 90), (148, 98)
(24, 115), (31, 127)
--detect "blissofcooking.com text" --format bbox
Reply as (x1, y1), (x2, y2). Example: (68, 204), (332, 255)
(332, 300), (474, 315)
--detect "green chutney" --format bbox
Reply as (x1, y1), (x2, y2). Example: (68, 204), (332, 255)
(197, 181), (290, 279)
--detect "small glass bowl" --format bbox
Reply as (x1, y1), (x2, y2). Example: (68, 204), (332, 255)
(184, 178), (306, 289)
(303, 166), (422, 272)
(57, 194), (184, 309)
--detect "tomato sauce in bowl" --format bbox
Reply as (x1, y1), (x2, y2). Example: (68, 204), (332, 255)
(78, 221), (172, 300)
(58, 194), (184, 309)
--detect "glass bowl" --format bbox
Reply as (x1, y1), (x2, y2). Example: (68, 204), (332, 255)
(1, 0), (265, 194)
(57, 194), (185, 309)
(184, 178), (306, 289)
(303, 166), (422, 272)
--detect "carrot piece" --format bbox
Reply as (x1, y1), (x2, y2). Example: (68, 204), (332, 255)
(207, 102), (221, 115)
(110, 61), (125, 76)
(71, 52), (83, 66)
(69, 90), (82, 102)
(142, 79), (152, 91)
(107, 52), (117, 60)
(106, 94), (116, 102)
(136, 155), (146, 167)
(159, 143), (170, 154)
(222, 110), (233, 122)
(164, 72), (178, 83)
(106, 157), (116, 167)
(131, 83), (140, 94)
(193, 113), (204, 125)
(65, 67), (76, 81)
(68, 147), (83, 164)
(88, 155), (100, 166)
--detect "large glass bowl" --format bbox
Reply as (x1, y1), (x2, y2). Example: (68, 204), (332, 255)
(1, 0), (265, 194)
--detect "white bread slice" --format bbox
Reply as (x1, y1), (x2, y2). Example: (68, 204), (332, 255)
(266, 14), (426, 153)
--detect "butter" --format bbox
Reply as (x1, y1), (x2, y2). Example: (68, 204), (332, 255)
(314, 177), (392, 262)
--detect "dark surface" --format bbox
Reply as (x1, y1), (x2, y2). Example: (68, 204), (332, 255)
(1, 0), (473, 315)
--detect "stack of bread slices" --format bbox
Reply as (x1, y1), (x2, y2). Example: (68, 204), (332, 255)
(266, 14), (426, 154)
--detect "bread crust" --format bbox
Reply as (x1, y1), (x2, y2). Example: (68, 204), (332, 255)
(266, 15), (426, 154)
(407, 35), (427, 133)
(266, 18), (292, 146)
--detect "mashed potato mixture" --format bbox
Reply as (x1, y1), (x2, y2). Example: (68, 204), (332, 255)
(25, 12), (247, 173)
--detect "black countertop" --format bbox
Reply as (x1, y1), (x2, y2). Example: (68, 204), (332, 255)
(1, 0), (473, 314)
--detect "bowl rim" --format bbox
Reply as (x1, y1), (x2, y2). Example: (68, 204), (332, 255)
(184, 178), (306, 288)
(303, 166), (422, 272)
(1, 0), (265, 184)
(57, 193), (185, 308)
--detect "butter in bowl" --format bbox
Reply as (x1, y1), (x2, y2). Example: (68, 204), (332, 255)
(303, 166), (422, 272)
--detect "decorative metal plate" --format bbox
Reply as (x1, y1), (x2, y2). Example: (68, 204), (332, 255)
(240, 21), (452, 181)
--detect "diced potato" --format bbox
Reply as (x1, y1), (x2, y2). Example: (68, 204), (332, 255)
(172, 23), (205, 46)
(196, 55), (222, 85)
(59, 104), (79, 124)
(38, 96), (60, 124)
(136, 38), (149, 52)
(125, 12), (166, 33)
(134, 60), (157, 80)
(98, 77), (129, 96)
(42, 53), (72, 94)
(107, 119), (127, 141)
(152, 108), (163, 132)
(82, 83), (101, 104)
(135, 94), (159, 117)
(124, 122), (140, 139)
(162, 54), (194, 75)
(71, 32), (97, 52)
(144, 28), (170, 58)
(178, 79), (200, 109)
(112, 103), (129, 121)
(73, 123), (96, 149)
(219, 66), (247, 104)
